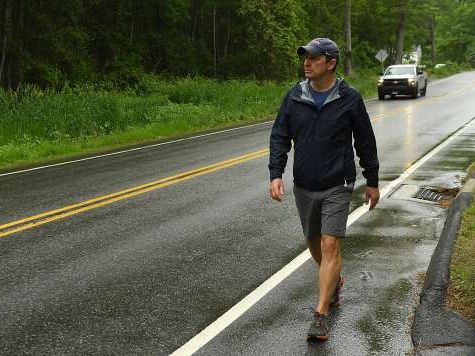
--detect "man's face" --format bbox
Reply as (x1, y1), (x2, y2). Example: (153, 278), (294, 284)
(303, 54), (336, 79)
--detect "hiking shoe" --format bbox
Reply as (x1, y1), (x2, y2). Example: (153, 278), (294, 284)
(329, 276), (345, 308)
(307, 312), (329, 341)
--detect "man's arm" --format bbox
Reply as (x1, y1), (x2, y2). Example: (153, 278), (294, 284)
(269, 93), (292, 202)
(352, 94), (380, 209)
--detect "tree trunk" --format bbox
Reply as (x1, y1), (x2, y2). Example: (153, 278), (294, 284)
(213, 4), (217, 76)
(0, 0), (12, 87)
(344, 0), (351, 76)
(430, 14), (436, 63)
(130, 14), (135, 44)
(395, 0), (406, 64)
(191, 0), (198, 42)
(7, 51), (11, 88)
(15, 0), (24, 89)
(222, 24), (230, 64)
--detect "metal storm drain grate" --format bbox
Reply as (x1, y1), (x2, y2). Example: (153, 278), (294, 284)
(389, 183), (459, 206)
(412, 187), (449, 202)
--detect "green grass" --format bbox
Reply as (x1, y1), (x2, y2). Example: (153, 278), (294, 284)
(449, 162), (475, 322)
(0, 71), (380, 171)
(0, 77), (290, 170)
(341, 68), (379, 98)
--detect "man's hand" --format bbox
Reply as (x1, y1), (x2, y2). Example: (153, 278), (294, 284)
(270, 178), (284, 202)
(365, 186), (380, 210)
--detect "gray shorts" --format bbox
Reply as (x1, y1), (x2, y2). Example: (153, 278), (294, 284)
(293, 183), (354, 240)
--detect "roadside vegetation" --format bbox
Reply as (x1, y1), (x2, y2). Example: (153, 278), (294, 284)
(448, 163), (475, 322)
(0, 78), (289, 170)
(0, 72), (379, 171)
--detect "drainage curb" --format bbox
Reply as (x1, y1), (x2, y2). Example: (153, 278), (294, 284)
(412, 178), (475, 349)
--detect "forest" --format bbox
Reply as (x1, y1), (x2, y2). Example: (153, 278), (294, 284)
(1, 0), (474, 88)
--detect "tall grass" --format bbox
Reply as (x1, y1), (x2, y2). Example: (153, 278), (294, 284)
(0, 73), (380, 170)
(0, 78), (289, 146)
(0, 77), (291, 169)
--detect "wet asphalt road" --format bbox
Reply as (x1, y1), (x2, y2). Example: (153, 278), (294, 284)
(1, 72), (475, 355)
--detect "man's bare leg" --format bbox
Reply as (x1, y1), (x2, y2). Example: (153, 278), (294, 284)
(307, 236), (322, 265)
(316, 234), (342, 315)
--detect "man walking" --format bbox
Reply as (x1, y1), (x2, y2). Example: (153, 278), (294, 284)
(268, 38), (380, 341)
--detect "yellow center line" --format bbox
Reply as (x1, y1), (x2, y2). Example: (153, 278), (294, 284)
(0, 149), (269, 238)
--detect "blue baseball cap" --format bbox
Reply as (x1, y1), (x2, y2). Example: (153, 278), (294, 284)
(297, 38), (340, 60)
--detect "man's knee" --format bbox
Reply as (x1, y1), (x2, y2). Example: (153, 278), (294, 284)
(320, 234), (340, 255)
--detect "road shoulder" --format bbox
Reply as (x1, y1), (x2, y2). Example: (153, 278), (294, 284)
(412, 173), (475, 355)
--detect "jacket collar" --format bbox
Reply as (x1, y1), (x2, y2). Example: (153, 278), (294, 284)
(294, 78), (348, 107)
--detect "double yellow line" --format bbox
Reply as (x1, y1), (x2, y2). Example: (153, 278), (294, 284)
(0, 149), (269, 238)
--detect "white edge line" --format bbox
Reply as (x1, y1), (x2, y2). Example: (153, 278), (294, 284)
(1, 97), (375, 177)
(0, 121), (272, 177)
(170, 117), (475, 356)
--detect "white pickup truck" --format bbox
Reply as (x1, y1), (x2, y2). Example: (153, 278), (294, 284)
(377, 64), (427, 100)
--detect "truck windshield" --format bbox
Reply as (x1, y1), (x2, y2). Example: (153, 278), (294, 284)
(385, 67), (415, 75)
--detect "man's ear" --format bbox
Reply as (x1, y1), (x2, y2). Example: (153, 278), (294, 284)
(328, 58), (337, 71)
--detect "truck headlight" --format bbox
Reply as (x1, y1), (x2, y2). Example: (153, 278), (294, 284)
(408, 77), (416, 86)
(378, 77), (384, 86)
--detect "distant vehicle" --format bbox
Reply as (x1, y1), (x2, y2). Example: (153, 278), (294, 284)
(434, 63), (446, 69)
(377, 64), (427, 100)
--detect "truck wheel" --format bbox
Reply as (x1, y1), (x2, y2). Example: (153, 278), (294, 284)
(378, 93), (385, 100)
(411, 85), (418, 99)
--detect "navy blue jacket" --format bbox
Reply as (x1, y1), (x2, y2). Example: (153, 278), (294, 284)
(269, 78), (379, 191)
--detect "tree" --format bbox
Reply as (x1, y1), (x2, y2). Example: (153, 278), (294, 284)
(0, 0), (12, 86)
(237, 0), (306, 80)
(344, 0), (351, 75)
(395, 0), (407, 64)
(0, 0), (473, 89)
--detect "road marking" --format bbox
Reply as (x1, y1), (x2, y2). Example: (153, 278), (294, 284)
(0, 122), (273, 177)
(170, 117), (475, 356)
(3, 76), (460, 178)
(0, 149), (269, 238)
